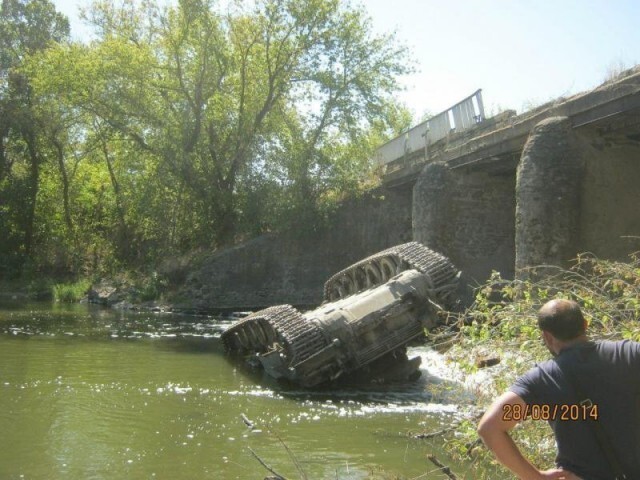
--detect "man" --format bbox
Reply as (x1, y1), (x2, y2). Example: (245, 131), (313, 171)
(477, 299), (640, 480)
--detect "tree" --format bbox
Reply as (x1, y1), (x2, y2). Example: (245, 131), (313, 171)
(15, 0), (413, 277)
(31, 0), (411, 247)
(0, 0), (69, 274)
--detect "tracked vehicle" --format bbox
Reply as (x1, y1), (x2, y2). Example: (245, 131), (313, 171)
(221, 242), (460, 387)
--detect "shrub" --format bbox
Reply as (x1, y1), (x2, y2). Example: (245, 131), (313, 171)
(52, 279), (91, 303)
(439, 252), (640, 478)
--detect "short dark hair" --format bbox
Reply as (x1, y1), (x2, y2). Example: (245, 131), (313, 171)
(537, 299), (585, 341)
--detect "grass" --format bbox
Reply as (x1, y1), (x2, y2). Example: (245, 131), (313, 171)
(52, 279), (91, 303)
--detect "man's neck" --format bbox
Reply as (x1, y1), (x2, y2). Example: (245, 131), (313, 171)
(556, 335), (590, 354)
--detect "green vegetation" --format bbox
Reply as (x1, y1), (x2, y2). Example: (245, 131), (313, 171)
(51, 278), (91, 302)
(1, 0), (413, 282)
(435, 252), (640, 478)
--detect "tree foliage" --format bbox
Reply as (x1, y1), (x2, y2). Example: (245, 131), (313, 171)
(2, 0), (412, 278)
(0, 0), (69, 274)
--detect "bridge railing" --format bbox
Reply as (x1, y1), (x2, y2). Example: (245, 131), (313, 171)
(374, 89), (485, 166)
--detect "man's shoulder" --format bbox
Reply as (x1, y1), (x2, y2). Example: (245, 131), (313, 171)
(509, 361), (556, 402)
(594, 338), (639, 348)
(594, 338), (640, 362)
(513, 358), (559, 382)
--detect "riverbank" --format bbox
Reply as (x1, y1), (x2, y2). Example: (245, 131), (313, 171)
(429, 252), (640, 478)
(1, 268), (184, 309)
(0, 278), (57, 301)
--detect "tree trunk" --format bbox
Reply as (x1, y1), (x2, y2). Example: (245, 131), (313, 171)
(99, 136), (130, 256)
(212, 190), (237, 247)
(23, 131), (41, 259)
(0, 125), (9, 184)
(53, 137), (74, 235)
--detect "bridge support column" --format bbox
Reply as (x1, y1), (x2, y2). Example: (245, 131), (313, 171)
(515, 116), (585, 277)
(412, 163), (452, 251)
(413, 161), (516, 288)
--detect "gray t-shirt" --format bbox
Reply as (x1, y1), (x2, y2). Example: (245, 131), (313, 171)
(510, 340), (640, 480)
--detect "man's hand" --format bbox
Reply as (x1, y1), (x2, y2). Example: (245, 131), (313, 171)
(477, 392), (583, 480)
(538, 468), (582, 480)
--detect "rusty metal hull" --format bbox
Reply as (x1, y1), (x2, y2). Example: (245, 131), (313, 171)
(221, 242), (459, 387)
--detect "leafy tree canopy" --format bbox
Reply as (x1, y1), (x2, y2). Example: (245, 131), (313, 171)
(0, 0), (69, 275)
(4, 0), (413, 277)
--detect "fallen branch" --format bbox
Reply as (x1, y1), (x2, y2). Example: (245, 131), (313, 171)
(248, 447), (288, 480)
(427, 454), (458, 480)
(413, 412), (483, 440)
(273, 431), (308, 480)
(466, 438), (482, 456)
(413, 426), (457, 440)
(243, 414), (306, 480)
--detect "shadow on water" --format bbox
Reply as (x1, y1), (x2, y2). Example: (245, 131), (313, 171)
(153, 335), (224, 355)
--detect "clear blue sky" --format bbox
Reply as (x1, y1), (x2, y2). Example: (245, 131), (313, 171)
(53, 0), (640, 118)
(364, 0), (640, 117)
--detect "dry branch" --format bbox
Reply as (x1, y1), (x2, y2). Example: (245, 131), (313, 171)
(427, 454), (458, 480)
(248, 447), (288, 480)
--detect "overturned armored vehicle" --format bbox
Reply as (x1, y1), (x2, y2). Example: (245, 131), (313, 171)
(221, 242), (460, 387)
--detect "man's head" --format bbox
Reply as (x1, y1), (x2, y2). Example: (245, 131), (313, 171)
(537, 299), (588, 355)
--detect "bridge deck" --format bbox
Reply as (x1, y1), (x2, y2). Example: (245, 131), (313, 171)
(381, 68), (640, 186)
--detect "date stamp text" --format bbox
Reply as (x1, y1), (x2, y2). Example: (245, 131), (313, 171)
(502, 403), (599, 422)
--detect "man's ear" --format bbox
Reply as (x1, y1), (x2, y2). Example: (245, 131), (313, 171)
(541, 329), (554, 346)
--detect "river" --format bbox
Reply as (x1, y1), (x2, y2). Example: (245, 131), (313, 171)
(0, 300), (478, 479)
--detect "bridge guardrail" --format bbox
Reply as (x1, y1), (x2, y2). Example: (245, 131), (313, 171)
(374, 89), (485, 167)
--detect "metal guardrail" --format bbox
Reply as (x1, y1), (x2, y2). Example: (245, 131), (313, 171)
(374, 89), (485, 166)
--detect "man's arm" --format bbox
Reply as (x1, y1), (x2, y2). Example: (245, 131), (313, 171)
(477, 391), (577, 480)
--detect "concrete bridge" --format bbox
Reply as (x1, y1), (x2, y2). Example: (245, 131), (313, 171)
(183, 67), (640, 310)
(380, 67), (640, 286)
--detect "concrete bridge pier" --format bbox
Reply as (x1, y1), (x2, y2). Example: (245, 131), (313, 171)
(413, 115), (588, 288)
(413, 161), (516, 287)
(515, 116), (584, 277)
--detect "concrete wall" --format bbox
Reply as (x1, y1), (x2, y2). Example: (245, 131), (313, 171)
(578, 136), (640, 260)
(413, 163), (516, 287)
(514, 117), (640, 275)
(182, 185), (413, 310)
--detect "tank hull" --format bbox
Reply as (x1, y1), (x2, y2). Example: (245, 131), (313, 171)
(221, 243), (459, 387)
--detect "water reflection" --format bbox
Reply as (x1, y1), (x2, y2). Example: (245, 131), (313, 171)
(0, 300), (230, 339)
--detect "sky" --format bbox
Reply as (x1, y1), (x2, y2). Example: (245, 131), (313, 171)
(51, 0), (640, 119)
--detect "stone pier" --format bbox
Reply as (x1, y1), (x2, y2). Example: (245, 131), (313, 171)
(515, 116), (584, 275)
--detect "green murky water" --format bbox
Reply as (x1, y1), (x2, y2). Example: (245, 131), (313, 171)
(0, 300), (472, 479)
